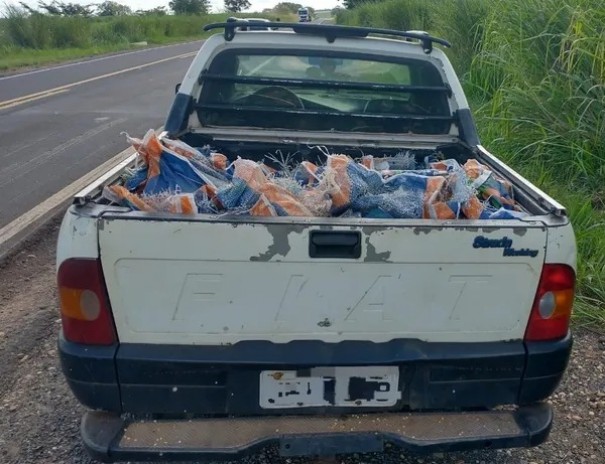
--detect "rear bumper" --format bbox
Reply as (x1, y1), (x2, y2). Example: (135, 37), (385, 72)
(82, 404), (553, 462)
(59, 333), (572, 415)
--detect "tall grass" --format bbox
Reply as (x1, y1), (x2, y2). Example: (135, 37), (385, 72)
(339, 0), (605, 324)
(0, 8), (230, 49)
(0, 9), (272, 70)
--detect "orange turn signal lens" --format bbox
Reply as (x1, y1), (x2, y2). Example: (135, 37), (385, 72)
(59, 287), (101, 321)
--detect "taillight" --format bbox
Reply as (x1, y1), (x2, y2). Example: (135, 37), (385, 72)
(525, 264), (575, 342)
(57, 258), (117, 345)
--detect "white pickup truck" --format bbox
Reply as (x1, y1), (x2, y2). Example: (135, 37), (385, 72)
(57, 21), (576, 462)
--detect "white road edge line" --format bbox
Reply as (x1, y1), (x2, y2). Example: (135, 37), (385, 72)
(0, 40), (204, 81)
(0, 145), (135, 251)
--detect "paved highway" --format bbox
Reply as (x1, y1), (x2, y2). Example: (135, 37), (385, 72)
(0, 41), (203, 228)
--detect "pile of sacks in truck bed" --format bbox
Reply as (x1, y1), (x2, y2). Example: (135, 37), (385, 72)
(103, 129), (527, 220)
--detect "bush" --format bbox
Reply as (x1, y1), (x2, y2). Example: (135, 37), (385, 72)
(51, 16), (92, 48)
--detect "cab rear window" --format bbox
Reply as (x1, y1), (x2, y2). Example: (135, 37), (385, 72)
(197, 50), (453, 135)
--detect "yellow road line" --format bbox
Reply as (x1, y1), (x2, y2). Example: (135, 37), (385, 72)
(0, 51), (197, 111)
(0, 89), (70, 111)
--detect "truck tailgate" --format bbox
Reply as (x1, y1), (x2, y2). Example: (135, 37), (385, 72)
(98, 216), (546, 344)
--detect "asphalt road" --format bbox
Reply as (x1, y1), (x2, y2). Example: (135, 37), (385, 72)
(0, 41), (203, 228)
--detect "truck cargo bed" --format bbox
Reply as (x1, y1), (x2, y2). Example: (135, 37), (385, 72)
(70, 137), (559, 346)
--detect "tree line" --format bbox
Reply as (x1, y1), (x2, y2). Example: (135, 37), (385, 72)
(12, 0), (332, 17)
(341, 0), (382, 9)
(261, 2), (314, 17)
(13, 0), (318, 16)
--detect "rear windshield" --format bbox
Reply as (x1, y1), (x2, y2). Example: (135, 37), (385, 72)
(197, 50), (453, 135)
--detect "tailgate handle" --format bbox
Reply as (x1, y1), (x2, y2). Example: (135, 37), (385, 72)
(309, 231), (361, 259)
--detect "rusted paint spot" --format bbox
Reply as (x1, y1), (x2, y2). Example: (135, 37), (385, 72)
(271, 372), (284, 380)
(413, 227), (433, 235)
(250, 224), (305, 262)
(361, 226), (391, 235)
(513, 228), (528, 237)
(364, 236), (391, 262)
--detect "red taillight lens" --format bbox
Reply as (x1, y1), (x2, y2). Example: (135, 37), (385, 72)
(57, 258), (117, 345)
(525, 264), (575, 342)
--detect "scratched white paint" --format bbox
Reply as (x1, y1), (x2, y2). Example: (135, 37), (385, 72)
(98, 219), (550, 344)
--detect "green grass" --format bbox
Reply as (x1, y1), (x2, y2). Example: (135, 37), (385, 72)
(0, 44), (134, 71)
(0, 11), (274, 72)
(0, 35), (203, 71)
(338, 0), (605, 326)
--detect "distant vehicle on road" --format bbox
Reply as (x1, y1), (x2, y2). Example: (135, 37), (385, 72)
(298, 7), (311, 22)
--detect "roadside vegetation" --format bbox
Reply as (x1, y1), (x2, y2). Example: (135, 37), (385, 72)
(0, 12), (218, 70)
(337, 0), (605, 326)
(0, 0), (277, 71)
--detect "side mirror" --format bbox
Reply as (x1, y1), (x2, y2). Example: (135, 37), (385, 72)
(175, 83), (181, 94)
